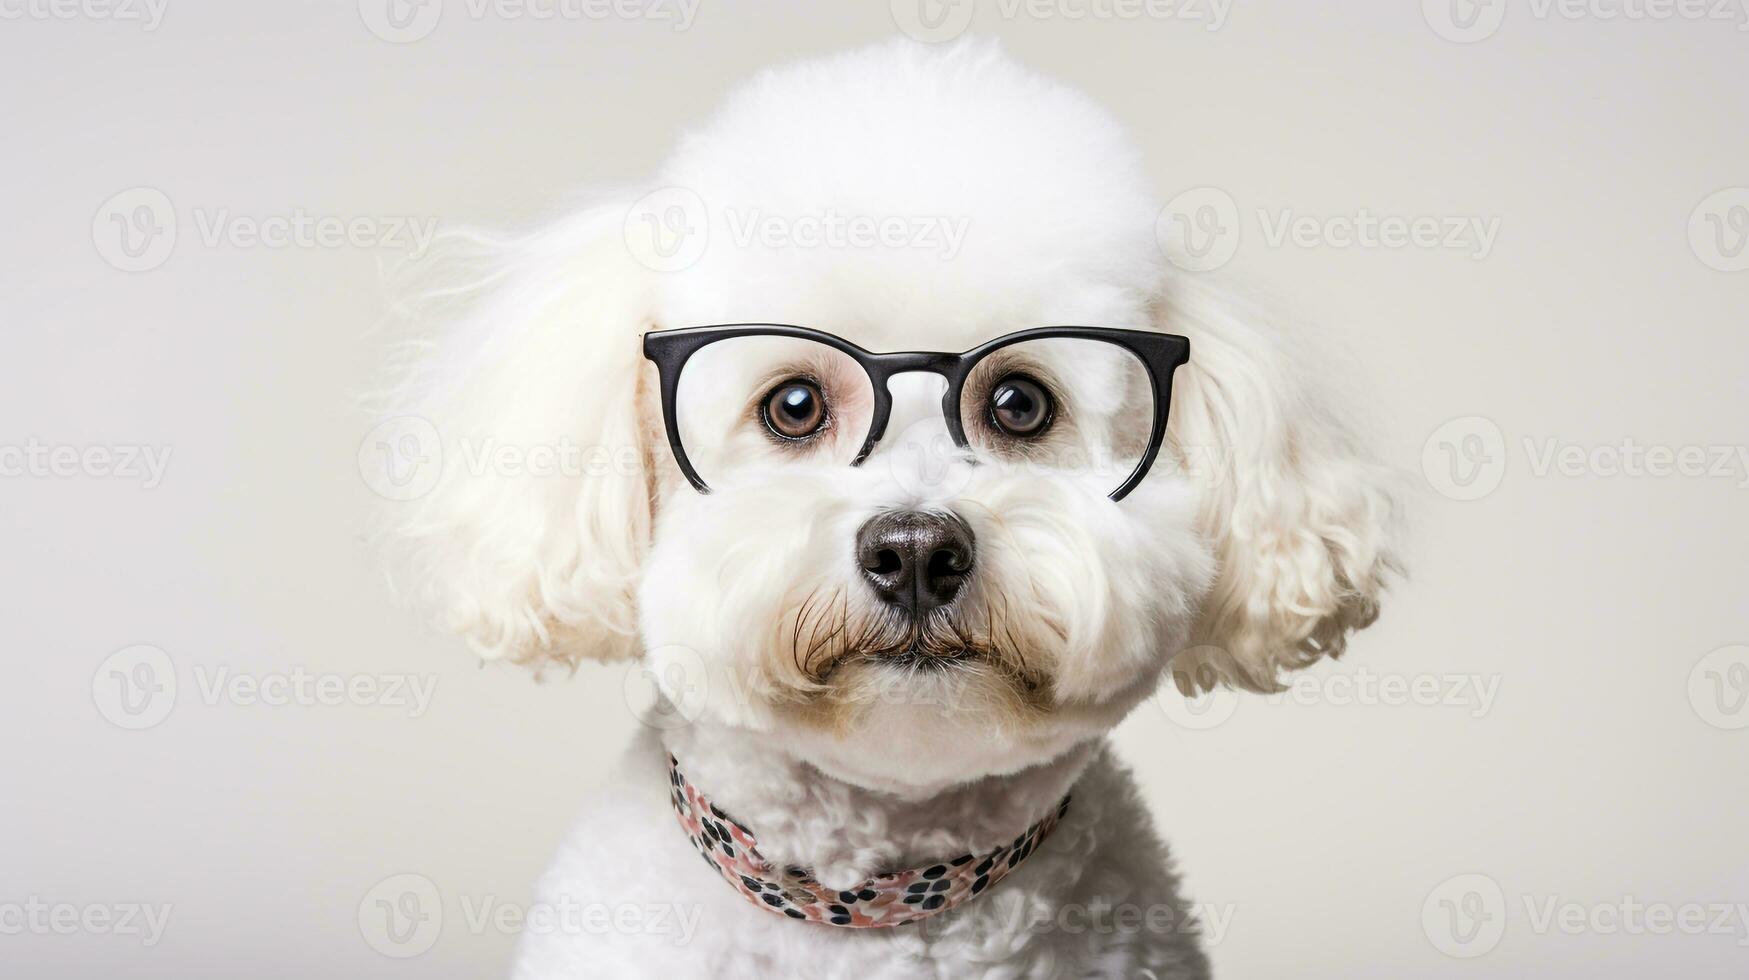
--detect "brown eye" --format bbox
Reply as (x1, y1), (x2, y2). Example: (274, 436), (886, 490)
(762, 379), (826, 440)
(989, 375), (1053, 437)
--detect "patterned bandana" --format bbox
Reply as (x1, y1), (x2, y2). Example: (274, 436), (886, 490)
(667, 754), (1070, 928)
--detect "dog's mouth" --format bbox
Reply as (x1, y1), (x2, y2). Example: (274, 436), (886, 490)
(815, 637), (984, 682)
(785, 589), (1053, 701)
(814, 615), (1051, 695)
(802, 605), (987, 681)
(863, 640), (981, 672)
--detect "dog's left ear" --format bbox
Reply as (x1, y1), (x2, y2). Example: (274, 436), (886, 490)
(372, 202), (658, 670)
(1160, 278), (1402, 694)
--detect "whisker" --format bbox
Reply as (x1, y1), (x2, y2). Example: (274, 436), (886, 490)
(789, 588), (820, 681)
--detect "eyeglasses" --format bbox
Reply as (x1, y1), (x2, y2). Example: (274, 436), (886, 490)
(642, 324), (1190, 501)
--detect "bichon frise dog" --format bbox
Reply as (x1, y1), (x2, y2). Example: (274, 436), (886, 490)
(376, 40), (1397, 980)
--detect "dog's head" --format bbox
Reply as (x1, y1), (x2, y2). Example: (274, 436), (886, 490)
(378, 42), (1398, 792)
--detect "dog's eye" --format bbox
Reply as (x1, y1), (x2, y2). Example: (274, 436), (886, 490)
(988, 375), (1053, 438)
(762, 379), (827, 440)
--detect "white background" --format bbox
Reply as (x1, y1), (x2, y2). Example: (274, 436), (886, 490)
(3, 1), (1747, 976)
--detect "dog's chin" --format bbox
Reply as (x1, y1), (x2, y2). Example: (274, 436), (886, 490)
(764, 635), (1056, 790)
(781, 681), (1116, 797)
(809, 641), (1045, 714)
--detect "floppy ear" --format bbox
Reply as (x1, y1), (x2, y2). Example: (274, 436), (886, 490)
(1160, 277), (1401, 694)
(371, 201), (657, 669)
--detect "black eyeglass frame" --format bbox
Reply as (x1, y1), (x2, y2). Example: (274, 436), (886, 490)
(642, 324), (1191, 501)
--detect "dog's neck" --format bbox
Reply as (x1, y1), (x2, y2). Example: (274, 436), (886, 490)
(661, 722), (1094, 893)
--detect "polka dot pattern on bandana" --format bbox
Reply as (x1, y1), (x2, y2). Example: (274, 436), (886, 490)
(668, 754), (1070, 928)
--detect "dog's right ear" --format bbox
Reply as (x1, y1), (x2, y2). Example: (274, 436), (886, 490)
(370, 201), (657, 670)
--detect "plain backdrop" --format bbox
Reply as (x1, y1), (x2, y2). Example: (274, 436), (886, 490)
(4, 2), (1747, 977)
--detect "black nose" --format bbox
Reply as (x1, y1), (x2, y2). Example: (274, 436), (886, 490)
(856, 510), (975, 614)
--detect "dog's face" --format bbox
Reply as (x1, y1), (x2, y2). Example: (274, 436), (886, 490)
(379, 42), (1397, 793)
(639, 321), (1211, 790)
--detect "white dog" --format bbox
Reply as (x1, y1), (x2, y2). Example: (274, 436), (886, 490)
(377, 40), (1397, 979)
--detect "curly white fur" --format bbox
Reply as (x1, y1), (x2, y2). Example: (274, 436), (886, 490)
(373, 38), (1398, 979)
